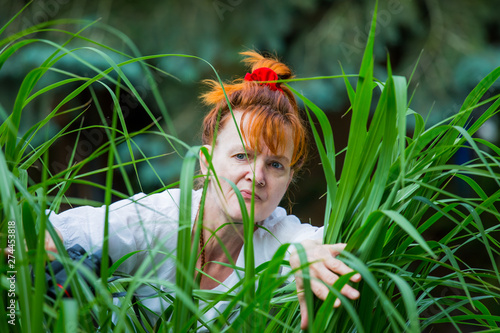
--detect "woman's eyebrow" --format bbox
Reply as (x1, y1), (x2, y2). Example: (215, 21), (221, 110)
(269, 154), (291, 164)
(229, 143), (253, 153)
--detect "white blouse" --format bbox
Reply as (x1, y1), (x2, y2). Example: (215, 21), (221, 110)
(48, 188), (323, 328)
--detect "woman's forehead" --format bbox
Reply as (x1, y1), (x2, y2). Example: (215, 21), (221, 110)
(218, 110), (294, 157)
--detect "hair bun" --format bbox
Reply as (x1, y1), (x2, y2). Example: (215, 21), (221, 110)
(240, 51), (293, 80)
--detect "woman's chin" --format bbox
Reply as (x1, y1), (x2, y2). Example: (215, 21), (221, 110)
(224, 199), (270, 223)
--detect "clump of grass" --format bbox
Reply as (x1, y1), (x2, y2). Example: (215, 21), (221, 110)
(289, 5), (500, 332)
(1, 2), (499, 333)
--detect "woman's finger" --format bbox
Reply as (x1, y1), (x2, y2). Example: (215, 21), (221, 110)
(309, 264), (360, 300)
(322, 244), (362, 282)
(297, 291), (309, 330)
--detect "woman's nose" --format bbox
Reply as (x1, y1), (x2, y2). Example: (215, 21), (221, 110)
(246, 161), (266, 186)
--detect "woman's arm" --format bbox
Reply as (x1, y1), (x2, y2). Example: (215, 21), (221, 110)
(44, 189), (187, 274)
(44, 193), (156, 272)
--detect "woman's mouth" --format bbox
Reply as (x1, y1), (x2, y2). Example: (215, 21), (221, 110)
(240, 189), (261, 201)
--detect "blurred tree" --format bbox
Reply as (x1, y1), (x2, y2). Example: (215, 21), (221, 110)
(1, 0), (499, 214)
(2, 0), (500, 121)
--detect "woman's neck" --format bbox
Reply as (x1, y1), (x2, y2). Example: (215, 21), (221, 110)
(201, 203), (245, 262)
(197, 197), (245, 289)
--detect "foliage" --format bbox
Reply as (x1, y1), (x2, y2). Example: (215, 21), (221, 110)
(3, 0), (500, 117)
(1, 3), (499, 333)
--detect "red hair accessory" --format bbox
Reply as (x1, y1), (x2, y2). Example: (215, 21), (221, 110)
(244, 67), (283, 92)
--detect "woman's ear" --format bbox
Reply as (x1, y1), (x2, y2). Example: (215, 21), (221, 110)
(199, 145), (212, 175)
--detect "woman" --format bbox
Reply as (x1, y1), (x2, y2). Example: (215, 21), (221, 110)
(46, 51), (360, 330)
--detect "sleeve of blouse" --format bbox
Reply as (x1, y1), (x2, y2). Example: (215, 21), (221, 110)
(46, 190), (181, 273)
(253, 207), (324, 266)
(264, 208), (323, 242)
(253, 207), (325, 281)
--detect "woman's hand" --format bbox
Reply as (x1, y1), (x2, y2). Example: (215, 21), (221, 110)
(2, 228), (63, 260)
(290, 239), (361, 330)
(44, 228), (63, 260)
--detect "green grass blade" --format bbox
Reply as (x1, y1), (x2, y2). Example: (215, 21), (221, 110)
(172, 146), (200, 331)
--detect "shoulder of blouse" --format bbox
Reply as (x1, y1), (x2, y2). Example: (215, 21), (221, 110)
(257, 206), (323, 244)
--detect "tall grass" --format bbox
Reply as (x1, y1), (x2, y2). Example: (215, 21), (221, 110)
(289, 8), (500, 332)
(1, 3), (499, 333)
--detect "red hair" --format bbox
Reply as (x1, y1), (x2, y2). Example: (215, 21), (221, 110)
(200, 51), (308, 171)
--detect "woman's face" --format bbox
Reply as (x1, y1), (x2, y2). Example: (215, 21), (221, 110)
(201, 110), (294, 224)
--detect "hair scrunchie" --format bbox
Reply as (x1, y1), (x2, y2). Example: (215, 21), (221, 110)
(244, 67), (283, 92)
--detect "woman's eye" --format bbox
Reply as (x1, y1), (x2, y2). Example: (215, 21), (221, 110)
(271, 161), (283, 169)
(235, 153), (247, 160)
